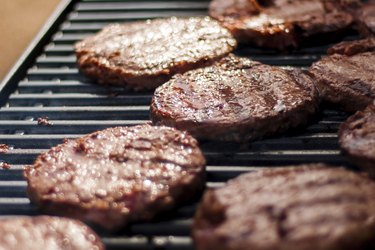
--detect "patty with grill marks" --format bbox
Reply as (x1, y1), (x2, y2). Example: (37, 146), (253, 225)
(309, 40), (375, 113)
(356, 0), (375, 37)
(339, 104), (375, 178)
(208, 0), (360, 50)
(151, 55), (319, 142)
(0, 216), (104, 250)
(193, 164), (375, 250)
(75, 17), (236, 91)
(24, 125), (206, 231)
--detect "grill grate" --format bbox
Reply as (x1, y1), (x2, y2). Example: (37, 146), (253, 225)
(0, 0), (353, 249)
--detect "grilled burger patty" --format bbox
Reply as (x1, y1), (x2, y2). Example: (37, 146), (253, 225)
(356, 0), (375, 37)
(339, 104), (375, 178)
(151, 55), (319, 142)
(193, 164), (375, 250)
(0, 216), (104, 250)
(209, 0), (359, 50)
(327, 37), (375, 56)
(75, 17), (236, 91)
(24, 125), (206, 231)
(309, 39), (375, 113)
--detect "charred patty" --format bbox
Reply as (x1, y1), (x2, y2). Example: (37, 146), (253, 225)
(193, 164), (375, 250)
(151, 55), (319, 142)
(75, 17), (236, 91)
(0, 216), (104, 250)
(309, 39), (375, 113)
(24, 125), (206, 231)
(339, 104), (375, 178)
(209, 0), (359, 50)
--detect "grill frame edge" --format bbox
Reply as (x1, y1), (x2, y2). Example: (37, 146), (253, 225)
(0, 0), (76, 106)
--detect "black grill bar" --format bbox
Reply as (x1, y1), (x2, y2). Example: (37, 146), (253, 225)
(0, 0), (353, 249)
(76, 1), (208, 11)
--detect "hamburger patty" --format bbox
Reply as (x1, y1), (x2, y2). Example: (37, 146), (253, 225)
(75, 17), (236, 91)
(327, 37), (375, 56)
(339, 104), (375, 178)
(193, 164), (375, 250)
(209, 0), (359, 50)
(151, 55), (319, 142)
(24, 125), (206, 231)
(356, 0), (375, 37)
(309, 40), (375, 113)
(0, 216), (103, 250)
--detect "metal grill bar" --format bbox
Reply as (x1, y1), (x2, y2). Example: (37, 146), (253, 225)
(0, 0), (353, 249)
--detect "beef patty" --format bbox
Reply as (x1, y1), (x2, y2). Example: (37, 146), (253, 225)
(356, 0), (375, 37)
(75, 17), (236, 91)
(209, 0), (359, 50)
(339, 104), (375, 178)
(151, 55), (319, 142)
(24, 125), (206, 231)
(327, 37), (375, 56)
(309, 39), (375, 113)
(0, 216), (103, 250)
(193, 164), (375, 250)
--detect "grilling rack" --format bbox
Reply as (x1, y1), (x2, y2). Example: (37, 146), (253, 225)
(0, 0), (355, 249)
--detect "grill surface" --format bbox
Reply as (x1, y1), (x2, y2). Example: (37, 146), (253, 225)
(0, 1), (354, 249)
